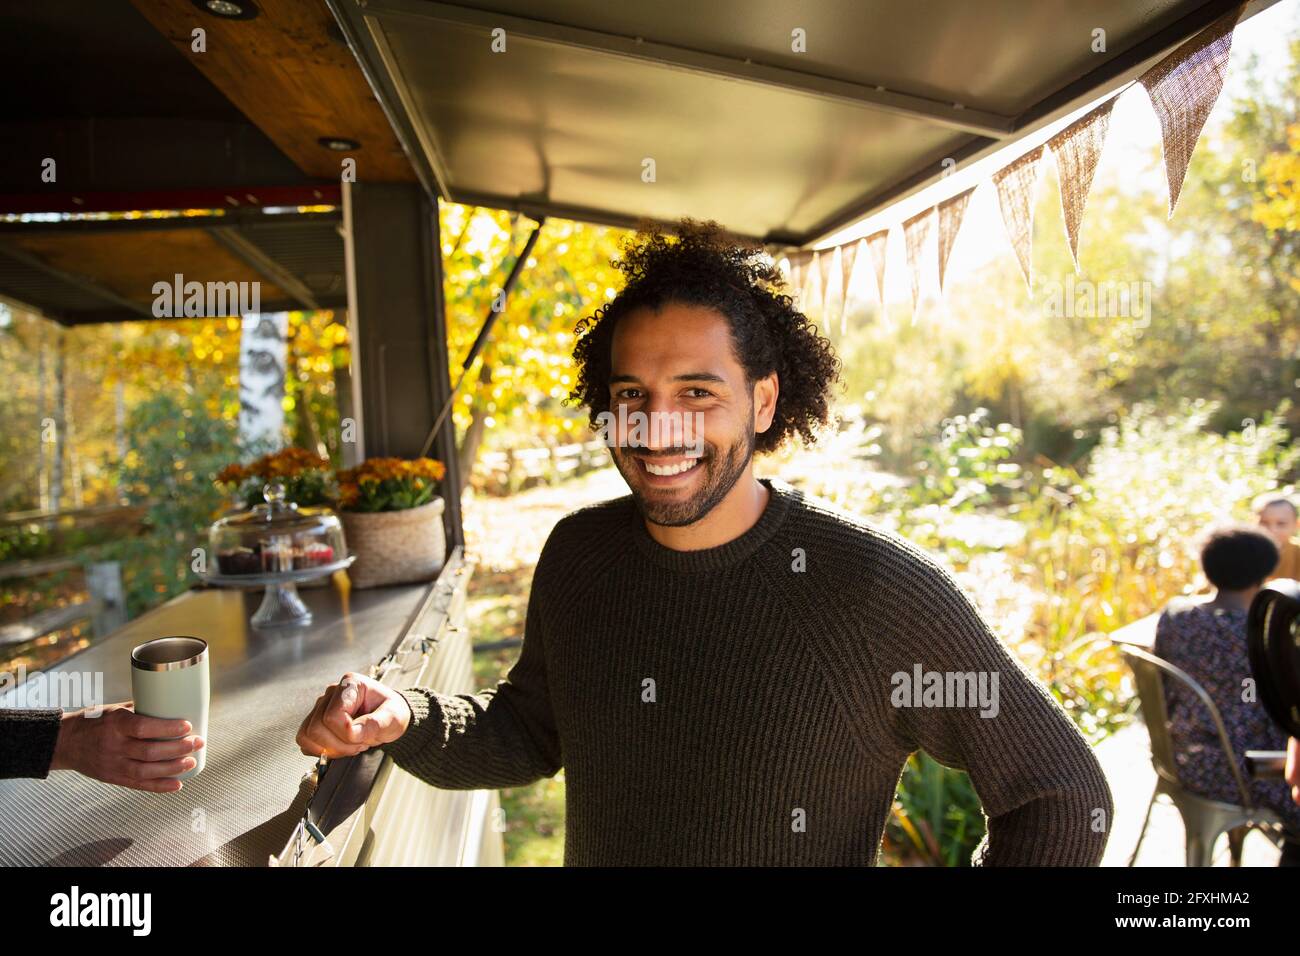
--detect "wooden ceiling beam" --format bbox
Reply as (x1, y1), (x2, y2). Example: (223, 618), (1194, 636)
(129, 0), (415, 183)
(0, 242), (156, 320)
(9, 229), (289, 307)
(207, 226), (322, 311)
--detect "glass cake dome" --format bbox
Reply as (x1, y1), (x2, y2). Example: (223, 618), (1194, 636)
(209, 481), (347, 576)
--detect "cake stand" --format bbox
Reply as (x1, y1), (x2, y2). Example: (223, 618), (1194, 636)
(199, 556), (355, 628)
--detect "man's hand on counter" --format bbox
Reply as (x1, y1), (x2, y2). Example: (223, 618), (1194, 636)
(296, 672), (412, 758)
(50, 703), (205, 793)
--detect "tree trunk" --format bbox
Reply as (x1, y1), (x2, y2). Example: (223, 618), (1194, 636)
(37, 330), (48, 512)
(67, 371), (83, 508)
(238, 312), (288, 454)
(115, 377), (127, 466)
(50, 330), (66, 513)
(296, 379), (324, 458)
(456, 361), (493, 498)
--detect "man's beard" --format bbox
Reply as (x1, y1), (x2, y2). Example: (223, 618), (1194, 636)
(612, 427), (756, 528)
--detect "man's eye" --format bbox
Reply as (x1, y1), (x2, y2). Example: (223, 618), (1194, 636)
(616, 388), (642, 399)
(686, 388), (713, 398)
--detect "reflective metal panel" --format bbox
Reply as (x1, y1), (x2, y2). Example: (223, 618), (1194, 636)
(0, 576), (432, 866)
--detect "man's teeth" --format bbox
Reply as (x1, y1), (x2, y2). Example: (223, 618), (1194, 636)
(644, 458), (700, 476)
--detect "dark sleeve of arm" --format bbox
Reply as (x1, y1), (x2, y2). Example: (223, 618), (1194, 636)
(379, 541), (563, 791)
(868, 550), (1114, 866)
(0, 709), (63, 780)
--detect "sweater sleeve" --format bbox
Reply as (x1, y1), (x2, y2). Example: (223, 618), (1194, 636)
(867, 548), (1114, 866)
(380, 543), (563, 791)
(0, 708), (63, 780)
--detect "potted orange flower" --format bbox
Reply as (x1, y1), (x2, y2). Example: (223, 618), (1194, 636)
(216, 447), (336, 509)
(336, 457), (447, 588)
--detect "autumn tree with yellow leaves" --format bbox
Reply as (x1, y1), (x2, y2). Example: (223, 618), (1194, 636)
(441, 205), (627, 495)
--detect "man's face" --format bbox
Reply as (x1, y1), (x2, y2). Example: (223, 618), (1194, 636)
(605, 303), (774, 527)
(1259, 503), (1298, 548)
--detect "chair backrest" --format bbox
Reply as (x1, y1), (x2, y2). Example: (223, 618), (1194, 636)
(1115, 643), (1253, 808)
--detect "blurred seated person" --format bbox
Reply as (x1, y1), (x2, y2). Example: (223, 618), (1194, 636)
(1255, 493), (1300, 582)
(1153, 523), (1300, 865)
(0, 704), (204, 791)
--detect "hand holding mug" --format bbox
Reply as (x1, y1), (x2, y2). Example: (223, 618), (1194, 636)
(296, 672), (411, 758)
(50, 703), (205, 793)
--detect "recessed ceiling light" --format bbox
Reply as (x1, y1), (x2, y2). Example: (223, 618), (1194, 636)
(190, 0), (259, 20)
(318, 137), (361, 151)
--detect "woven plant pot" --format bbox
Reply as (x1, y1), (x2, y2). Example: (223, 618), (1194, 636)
(340, 497), (446, 589)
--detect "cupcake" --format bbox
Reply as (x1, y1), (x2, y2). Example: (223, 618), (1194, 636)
(217, 545), (261, 575)
(300, 542), (335, 567)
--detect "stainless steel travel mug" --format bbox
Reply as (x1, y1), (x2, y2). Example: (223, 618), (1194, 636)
(130, 636), (210, 781)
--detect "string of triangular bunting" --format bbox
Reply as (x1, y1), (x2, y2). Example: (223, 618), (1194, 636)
(781, 1), (1246, 322)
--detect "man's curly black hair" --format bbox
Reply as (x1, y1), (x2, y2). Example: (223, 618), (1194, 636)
(568, 218), (841, 454)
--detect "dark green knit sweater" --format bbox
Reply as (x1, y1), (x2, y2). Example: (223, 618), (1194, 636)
(0, 708), (61, 779)
(382, 478), (1113, 865)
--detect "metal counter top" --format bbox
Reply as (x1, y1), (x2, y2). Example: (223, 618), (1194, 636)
(0, 574), (434, 866)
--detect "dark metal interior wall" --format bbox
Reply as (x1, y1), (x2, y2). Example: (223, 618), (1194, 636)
(0, 0), (309, 194)
(426, 197), (466, 549)
(345, 181), (465, 547)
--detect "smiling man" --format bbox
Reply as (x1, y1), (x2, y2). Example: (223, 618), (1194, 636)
(297, 218), (1113, 866)
(596, 300), (780, 545)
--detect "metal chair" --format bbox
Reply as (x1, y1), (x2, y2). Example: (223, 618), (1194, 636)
(1115, 644), (1285, 866)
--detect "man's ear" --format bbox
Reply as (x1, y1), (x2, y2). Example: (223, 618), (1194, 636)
(753, 372), (779, 435)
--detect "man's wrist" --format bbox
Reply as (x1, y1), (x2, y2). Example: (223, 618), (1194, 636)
(381, 689), (432, 759)
(48, 710), (77, 772)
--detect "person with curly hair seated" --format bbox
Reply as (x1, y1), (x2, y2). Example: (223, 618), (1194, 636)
(299, 218), (1113, 866)
(1154, 523), (1300, 865)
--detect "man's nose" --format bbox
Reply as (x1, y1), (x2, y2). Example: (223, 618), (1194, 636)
(640, 393), (684, 451)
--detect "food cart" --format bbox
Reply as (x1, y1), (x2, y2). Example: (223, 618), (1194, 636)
(0, 0), (1278, 866)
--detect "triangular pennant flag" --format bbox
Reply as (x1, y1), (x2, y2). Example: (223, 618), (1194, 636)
(936, 187), (975, 293)
(808, 249), (826, 315)
(817, 246), (838, 330)
(865, 229), (889, 307)
(784, 250), (812, 307)
(902, 207), (935, 317)
(993, 145), (1045, 291)
(1139, 2), (1245, 218)
(838, 238), (862, 334)
(1049, 99), (1115, 270)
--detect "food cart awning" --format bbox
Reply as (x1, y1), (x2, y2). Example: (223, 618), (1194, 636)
(0, 0), (1282, 326)
(326, 0), (1281, 245)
